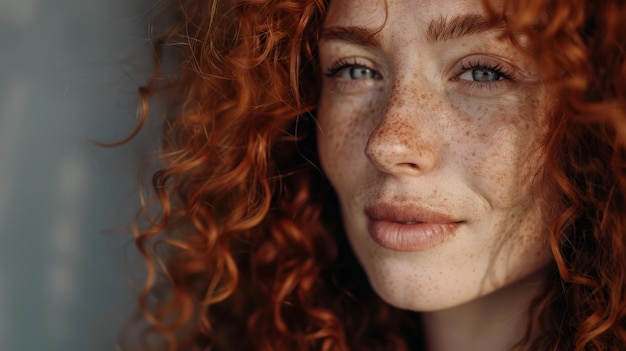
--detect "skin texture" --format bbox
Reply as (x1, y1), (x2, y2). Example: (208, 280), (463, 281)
(316, 0), (555, 349)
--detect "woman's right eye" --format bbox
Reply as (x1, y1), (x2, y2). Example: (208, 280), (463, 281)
(326, 64), (382, 80)
(342, 66), (381, 80)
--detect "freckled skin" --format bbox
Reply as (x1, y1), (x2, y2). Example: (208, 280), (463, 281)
(317, 0), (555, 315)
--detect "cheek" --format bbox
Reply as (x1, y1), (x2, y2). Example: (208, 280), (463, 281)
(454, 94), (553, 282)
(451, 93), (549, 207)
(316, 90), (385, 186)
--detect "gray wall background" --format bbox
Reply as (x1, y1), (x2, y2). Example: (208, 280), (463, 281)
(1, 1), (159, 350)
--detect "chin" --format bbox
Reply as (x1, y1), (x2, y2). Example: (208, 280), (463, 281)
(359, 258), (476, 312)
(363, 256), (552, 313)
(368, 274), (480, 312)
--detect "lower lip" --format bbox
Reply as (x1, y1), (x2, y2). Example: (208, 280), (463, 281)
(367, 220), (460, 251)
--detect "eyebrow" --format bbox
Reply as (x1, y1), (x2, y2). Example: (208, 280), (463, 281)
(320, 14), (505, 47)
(427, 14), (506, 43)
(320, 26), (382, 47)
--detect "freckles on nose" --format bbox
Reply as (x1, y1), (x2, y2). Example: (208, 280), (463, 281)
(365, 111), (437, 173)
(364, 83), (452, 174)
(369, 115), (428, 156)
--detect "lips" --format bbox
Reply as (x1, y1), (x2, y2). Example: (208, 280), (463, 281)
(364, 204), (463, 252)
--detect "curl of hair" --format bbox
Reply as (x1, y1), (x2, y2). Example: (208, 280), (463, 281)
(491, 0), (626, 349)
(125, 0), (626, 350)
(127, 1), (415, 350)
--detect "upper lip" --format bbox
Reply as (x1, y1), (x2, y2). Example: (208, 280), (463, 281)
(364, 203), (463, 224)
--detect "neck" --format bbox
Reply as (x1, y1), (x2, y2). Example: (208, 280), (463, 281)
(420, 269), (548, 351)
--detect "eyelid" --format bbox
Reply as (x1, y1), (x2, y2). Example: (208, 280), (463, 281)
(452, 56), (517, 81)
(447, 55), (524, 96)
(322, 56), (386, 94)
(324, 57), (383, 79)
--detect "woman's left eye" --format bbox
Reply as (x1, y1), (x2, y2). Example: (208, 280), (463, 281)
(451, 60), (517, 96)
(459, 67), (503, 82)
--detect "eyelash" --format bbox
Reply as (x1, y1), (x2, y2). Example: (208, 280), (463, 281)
(325, 59), (514, 80)
(455, 59), (515, 81)
(324, 58), (368, 77)
(323, 57), (518, 96)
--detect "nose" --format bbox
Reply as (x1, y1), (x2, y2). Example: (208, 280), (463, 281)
(364, 90), (439, 176)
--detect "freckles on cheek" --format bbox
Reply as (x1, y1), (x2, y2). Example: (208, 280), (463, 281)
(449, 96), (548, 204)
(318, 92), (384, 176)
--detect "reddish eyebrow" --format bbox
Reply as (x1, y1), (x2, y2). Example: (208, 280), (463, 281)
(320, 25), (382, 47)
(321, 14), (505, 47)
(427, 14), (506, 42)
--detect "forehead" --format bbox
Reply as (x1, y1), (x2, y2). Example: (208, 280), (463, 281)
(324, 0), (496, 29)
(321, 0), (512, 59)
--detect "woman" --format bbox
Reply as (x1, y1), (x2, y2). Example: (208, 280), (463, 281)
(126, 0), (626, 350)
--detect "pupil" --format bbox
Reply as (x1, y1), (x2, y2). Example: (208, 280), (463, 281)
(351, 67), (369, 79)
(472, 68), (500, 82)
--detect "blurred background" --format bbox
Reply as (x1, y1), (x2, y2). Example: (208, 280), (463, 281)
(0, 0), (160, 350)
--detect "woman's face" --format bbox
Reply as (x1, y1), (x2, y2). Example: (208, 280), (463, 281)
(317, 0), (554, 311)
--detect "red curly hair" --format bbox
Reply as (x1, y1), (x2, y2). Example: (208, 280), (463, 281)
(121, 0), (626, 350)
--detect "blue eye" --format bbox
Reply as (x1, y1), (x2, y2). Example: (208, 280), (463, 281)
(342, 66), (381, 80)
(472, 68), (501, 82)
(460, 67), (503, 82)
(458, 63), (511, 83)
(325, 61), (382, 80)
